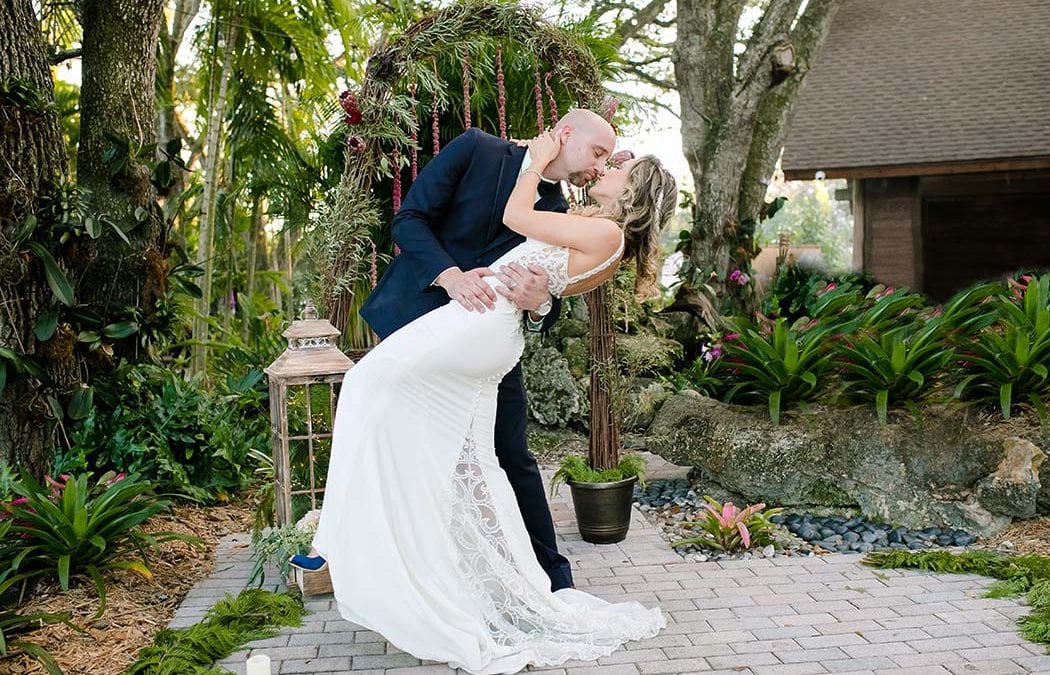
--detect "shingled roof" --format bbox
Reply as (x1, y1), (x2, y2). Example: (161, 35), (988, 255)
(781, 0), (1050, 180)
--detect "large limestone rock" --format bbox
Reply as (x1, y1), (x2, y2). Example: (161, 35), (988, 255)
(646, 393), (1048, 536)
(521, 343), (581, 428)
(975, 438), (1045, 518)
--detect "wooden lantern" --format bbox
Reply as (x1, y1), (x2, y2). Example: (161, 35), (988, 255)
(264, 299), (355, 528)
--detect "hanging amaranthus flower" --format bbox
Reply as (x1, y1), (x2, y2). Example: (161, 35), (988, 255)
(408, 84), (419, 180)
(370, 241), (379, 287)
(391, 147), (402, 213)
(544, 72), (559, 126)
(533, 61), (545, 130)
(431, 57), (441, 155)
(496, 46), (508, 140)
(461, 48), (472, 129)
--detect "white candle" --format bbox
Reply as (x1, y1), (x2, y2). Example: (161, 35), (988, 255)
(246, 654), (271, 675)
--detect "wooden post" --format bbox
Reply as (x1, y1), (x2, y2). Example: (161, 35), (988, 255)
(586, 286), (619, 471)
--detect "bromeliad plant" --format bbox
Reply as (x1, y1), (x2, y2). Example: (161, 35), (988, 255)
(0, 519), (72, 675)
(722, 315), (837, 424)
(835, 283), (1001, 424)
(671, 496), (784, 553)
(2, 472), (196, 613)
(956, 274), (1050, 418)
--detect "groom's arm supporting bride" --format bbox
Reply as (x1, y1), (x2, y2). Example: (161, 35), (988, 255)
(387, 128), (560, 329)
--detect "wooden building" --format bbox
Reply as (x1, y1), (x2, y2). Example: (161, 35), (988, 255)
(781, 0), (1050, 300)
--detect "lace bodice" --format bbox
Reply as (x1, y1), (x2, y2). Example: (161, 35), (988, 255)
(494, 232), (626, 297)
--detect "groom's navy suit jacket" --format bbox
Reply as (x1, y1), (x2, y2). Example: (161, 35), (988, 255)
(360, 128), (567, 340)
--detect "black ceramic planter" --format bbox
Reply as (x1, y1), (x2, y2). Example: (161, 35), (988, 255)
(568, 475), (638, 544)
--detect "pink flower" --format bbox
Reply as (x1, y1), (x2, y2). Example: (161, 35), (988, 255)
(737, 522), (751, 549)
(339, 90), (362, 125)
(609, 150), (634, 168)
(346, 135), (366, 153)
(728, 269), (750, 286)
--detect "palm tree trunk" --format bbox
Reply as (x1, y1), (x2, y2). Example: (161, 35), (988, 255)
(156, 0), (200, 224)
(222, 151), (236, 335)
(283, 225), (294, 318)
(0, 0), (73, 475)
(270, 230), (284, 315)
(246, 193), (263, 301)
(191, 22), (238, 377)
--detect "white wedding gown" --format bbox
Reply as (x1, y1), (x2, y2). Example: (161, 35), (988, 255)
(312, 234), (665, 674)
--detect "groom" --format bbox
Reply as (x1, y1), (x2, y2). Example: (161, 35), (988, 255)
(360, 109), (616, 591)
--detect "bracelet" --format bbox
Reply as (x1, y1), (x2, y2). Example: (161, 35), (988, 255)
(521, 169), (544, 181)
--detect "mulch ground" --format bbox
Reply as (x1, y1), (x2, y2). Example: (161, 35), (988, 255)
(1, 499), (255, 675)
(979, 515), (1050, 558)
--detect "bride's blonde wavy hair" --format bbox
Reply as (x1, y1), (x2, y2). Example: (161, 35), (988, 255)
(573, 155), (676, 299)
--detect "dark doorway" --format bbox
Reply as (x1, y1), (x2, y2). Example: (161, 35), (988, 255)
(921, 193), (1050, 301)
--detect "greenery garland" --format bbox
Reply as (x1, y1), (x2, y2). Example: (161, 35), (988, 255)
(125, 589), (303, 674)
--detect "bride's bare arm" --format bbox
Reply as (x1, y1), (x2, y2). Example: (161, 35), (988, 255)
(503, 171), (621, 259)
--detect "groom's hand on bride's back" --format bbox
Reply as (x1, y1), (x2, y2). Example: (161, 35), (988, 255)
(436, 267), (497, 312)
(494, 263), (550, 314)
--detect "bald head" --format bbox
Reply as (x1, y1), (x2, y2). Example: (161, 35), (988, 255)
(554, 109), (615, 138)
(547, 109), (617, 187)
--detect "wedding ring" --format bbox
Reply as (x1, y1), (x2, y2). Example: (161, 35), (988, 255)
(505, 281), (517, 290)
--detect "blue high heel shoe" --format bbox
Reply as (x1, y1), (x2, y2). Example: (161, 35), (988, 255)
(289, 553), (328, 572)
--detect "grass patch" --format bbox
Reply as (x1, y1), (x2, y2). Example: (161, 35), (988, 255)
(125, 589), (303, 674)
(864, 549), (1050, 653)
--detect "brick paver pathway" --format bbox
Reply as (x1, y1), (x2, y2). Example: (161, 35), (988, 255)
(173, 467), (1049, 675)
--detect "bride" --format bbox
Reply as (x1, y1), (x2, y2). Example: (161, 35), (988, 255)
(311, 131), (676, 674)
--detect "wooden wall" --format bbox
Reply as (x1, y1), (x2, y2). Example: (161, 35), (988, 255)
(859, 177), (919, 289)
(857, 170), (1050, 299)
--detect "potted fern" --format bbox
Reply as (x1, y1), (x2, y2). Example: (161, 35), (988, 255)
(550, 286), (646, 544)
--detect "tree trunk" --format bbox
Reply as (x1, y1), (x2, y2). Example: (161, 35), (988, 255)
(586, 287), (619, 471)
(246, 193), (263, 301)
(675, 0), (842, 308)
(223, 165), (236, 335)
(271, 229), (284, 314)
(76, 0), (167, 325)
(156, 0), (200, 215)
(191, 22), (238, 377)
(0, 0), (74, 474)
(283, 224), (294, 318)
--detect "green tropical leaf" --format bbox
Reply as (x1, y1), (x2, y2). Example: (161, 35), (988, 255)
(15, 213), (39, 245)
(67, 385), (94, 420)
(26, 243), (74, 306)
(102, 321), (139, 339)
(876, 389), (889, 425)
(57, 554), (70, 590)
(84, 215), (100, 239)
(35, 309), (60, 341)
